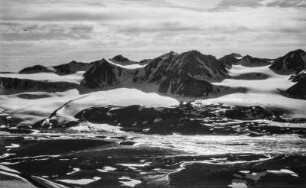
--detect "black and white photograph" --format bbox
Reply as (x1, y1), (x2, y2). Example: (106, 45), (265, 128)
(0, 0), (306, 187)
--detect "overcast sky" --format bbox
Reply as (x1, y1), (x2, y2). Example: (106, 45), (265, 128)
(0, 0), (305, 71)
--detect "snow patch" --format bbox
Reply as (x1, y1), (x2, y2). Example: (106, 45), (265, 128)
(57, 177), (101, 185)
(0, 72), (84, 84)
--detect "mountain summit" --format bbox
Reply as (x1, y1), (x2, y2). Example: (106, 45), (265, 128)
(270, 49), (306, 74)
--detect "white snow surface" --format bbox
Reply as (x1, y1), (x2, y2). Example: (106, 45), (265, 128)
(0, 88), (179, 125)
(200, 65), (306, 118)
(0, 72), (85, 84)
(104, 58), (146, 69)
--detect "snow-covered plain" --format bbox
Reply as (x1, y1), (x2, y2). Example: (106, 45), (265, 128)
(202, 65), (306, 118)
(0, 88), (179, 125)
(0, 72), (85, 84)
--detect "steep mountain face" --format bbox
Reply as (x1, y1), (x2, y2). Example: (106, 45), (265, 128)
(53, 61), (92, 75)
(285, 78), (306, 100)
(218, 53), (242, 68)
(159, 76), (213, 97)
(0, 77), (78, 93)
(239, 55), (271, 67)
(82, 59), (137, 88)
(111, 55), (137, 65)
(140, 50), (226, 97)
(141, 51), (179, 83)
(270, 49), (306, 74)
(19, 65), (56, 74)
(168, 50), (228, 81)
(143, 50), (227, 83)
(290, 69), (306, 82)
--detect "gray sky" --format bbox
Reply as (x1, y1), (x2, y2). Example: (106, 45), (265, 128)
(0, 0), (305, 71)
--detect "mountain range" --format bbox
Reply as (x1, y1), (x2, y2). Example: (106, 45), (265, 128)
(0, 49), (305, 99)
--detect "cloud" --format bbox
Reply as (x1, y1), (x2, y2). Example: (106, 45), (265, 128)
(217, 0), (306, 8)
(0, 22), (94, 41)
(0, 0), (305, 71)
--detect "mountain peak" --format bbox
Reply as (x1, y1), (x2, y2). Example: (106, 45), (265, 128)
(111, 55), (130, 62)
(178, 50), (217, 64)
(158, 51), (179, 59)
(270, 49), (306, 74)
(243, 55), (253, 59)
(181, 50), (203, 57)
(285, 49), (306, 57)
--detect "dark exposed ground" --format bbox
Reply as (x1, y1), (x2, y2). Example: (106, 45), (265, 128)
(1, 103), (306, 188)
(1, 133), (306, 188)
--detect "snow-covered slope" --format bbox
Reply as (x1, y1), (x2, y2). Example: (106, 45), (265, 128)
(0, 88), (179, 125)
(0, 72), (84, 84)
(199, 65), (306, 118)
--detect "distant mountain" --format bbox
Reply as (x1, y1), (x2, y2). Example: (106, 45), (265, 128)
(143, 50), (228, 82)
(239, 55), (272, 67)
(218, 53), (271, 68)
(19, 56), (142, 75)
(19, 61), (92, 75)
(82, 50), (231, 97)
(82, 59), (136, 88)
(19, 65), (56, 74)
(0, 77), (78, 93)
(110, 55), (137, 65)
(53, 61), (92, 75)
(269, 49), (306, 74)
(218, 53), (242, 68)
(13, 49), (306, 98)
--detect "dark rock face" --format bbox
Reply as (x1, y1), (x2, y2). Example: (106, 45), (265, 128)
(82, 59), (133, 88)
(19, 65), (56, 74)
(111, 55), (136, 65)
(223, 106), (274, 120)
(53, 61), (91, 75)
(159, 76), (213, 97)
(141, 51), (179, 82)
(239, 55), (271, 67)
(159, 50), (228, 82)
(218, 53), (242, 68)
(290, 69), (306, 82)
(285, 78), (306, 100)
(82, 51), (228, 97)
(218, 53), (271, 68)
(0, 112), (13, 126)
(168, 155), (306, 187)
(69, 104), (306, 135)
(270, 49), (306, 74)
(0, 77), (78, 92)
(19, 61), (92, 75)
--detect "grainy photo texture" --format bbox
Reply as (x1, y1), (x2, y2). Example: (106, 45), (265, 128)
(0, 0), (306, 187)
